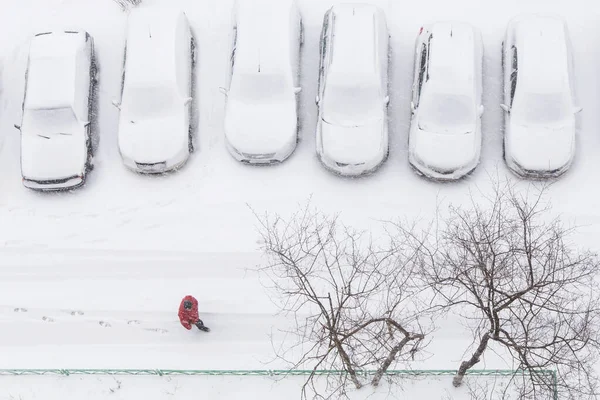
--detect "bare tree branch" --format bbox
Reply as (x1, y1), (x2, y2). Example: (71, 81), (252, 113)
(397, 179), (600, 399)
(253, 202), (430, 398)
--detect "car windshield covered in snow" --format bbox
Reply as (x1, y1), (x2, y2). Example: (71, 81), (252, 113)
(513, 92), (571, 125)
(418, 93), (475, 134)
(230, 73), (289, 103)
(123, 86), (179, 119)
(322, 78), (382, 126)
(23, 107), (78, 134)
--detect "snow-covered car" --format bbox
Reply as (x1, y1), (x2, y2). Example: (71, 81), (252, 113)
(315, 4), (389, 177)
(502, 15), (580, 178)
(408, 22), (483, 181)
(115, 8), (194, 174)
(16, 30), (97, 191)
(222, 0), (302, 164)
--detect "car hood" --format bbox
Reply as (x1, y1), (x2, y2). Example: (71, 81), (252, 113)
(21, 127), (87, 181)
(320, 118), (386, 165)
(410, 125), (480, 173)
(505, 121), (575, 172)
(224, 100), (297, 155)
(118, 114), (188, 165)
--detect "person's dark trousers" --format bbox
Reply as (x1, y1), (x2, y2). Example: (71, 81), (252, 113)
(195, 319), (210, 332)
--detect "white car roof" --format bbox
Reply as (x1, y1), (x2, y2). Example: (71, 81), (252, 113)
(25, 31), (88, 110)
(426, 22), (478, 90)
(328, 4), (384, 78)
(233, 0), (299, 75)
(512, 16), (570, 93)
(125, 7), (187, 86)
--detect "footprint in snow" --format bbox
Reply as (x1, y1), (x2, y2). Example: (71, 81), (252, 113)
(127, 320), (140, 325)
(13, 308), (27, 312)
(99, 321), (111, 328)
(42, 316), (54, 322)
(145, 328), (168, 334)
(70, 310), (84, 316)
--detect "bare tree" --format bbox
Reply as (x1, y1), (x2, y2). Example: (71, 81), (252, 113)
(398, 180), (600, 400)
(112, 0), (142, 11)
(254, 204), (429, 399)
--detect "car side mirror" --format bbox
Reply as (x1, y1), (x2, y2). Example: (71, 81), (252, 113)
(294, 87), (302, 94)
(83, 121), (91, 128)
(478, 104), (485, 116)
(384, 95), (390, 106)
(219, 87), (228, 96)
(573, 106), (583, 114)
(14, 124), (21, 130)
(410, 101), (416, 114)
(315, 95), (320, 105)
(112, 99), (121, 110)
(184, 97), (193, 105)
(500, 104), (510, 113)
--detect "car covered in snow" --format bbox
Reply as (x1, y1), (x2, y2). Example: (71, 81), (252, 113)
(408, 22), (483, 181)
(222, 0), (302, 164)
(315, 4), (389, 176)
(16, 30), (97, 191)
(115, 7), (194, 174)
(502, 15), (580, 178)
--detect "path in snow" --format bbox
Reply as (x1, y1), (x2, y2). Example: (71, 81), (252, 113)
(0, 249), (293, 370)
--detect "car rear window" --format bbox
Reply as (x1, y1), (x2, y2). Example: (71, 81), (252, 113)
(123, 86), (178, 118)
(231, 73), (289, 102)
(24, 107), (78, 134)
(419, 93), (475, 134)
(322, 80), (382, 127)
(514, 92), (571, 124)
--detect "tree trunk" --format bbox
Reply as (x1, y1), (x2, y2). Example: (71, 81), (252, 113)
(453, 332), (490, 387)
(332, 337), (362, 389)
(371, 336), (412, 387)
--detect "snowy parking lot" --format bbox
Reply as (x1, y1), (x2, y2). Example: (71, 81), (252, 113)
(1, 0), (599, 398)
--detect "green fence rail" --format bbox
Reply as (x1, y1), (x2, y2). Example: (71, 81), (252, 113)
(0, 368), (558, 399)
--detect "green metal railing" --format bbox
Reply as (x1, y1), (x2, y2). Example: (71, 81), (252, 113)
(0, 368), (557, 399)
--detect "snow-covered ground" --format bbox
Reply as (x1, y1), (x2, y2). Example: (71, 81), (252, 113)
(4, 373), (531, 400)
(0, 0), (599, 398)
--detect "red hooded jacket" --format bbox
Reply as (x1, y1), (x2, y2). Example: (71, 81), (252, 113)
(178, 295), (199, 330)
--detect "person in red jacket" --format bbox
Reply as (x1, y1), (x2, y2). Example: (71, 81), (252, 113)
(178, 295), (210, 332)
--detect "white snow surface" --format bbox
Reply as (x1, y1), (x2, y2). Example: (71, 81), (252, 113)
(21, 108), (87, 181)
(25, 32), (88, 110)
(503, 14), (577, 176)
(20, 31), (91, 184)
(327, 4), (384, 76)
(1, 0), (600, 398)
(316, 4), (389, 175)
(408, 22), (483, 180)
(512, 14), (572, 93)
(223, 0), (300, 163)
(117, 7), (191, 170)
(426, 22), (479, 86)
(232, 0), (300, 74)
(320, 120), (386, 164)
(123, 7), (187, 86)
